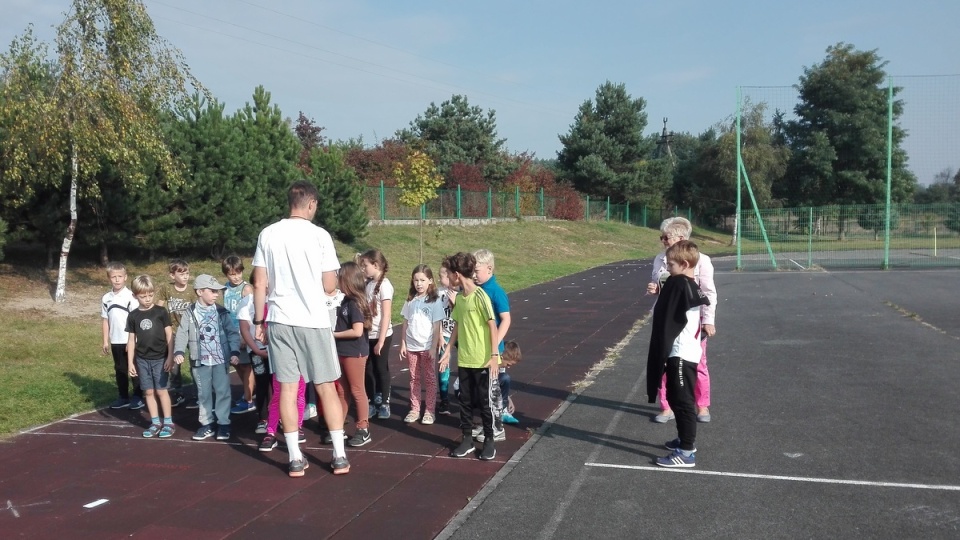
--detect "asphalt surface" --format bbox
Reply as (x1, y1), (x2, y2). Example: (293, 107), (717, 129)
(443, 266), (960, 539)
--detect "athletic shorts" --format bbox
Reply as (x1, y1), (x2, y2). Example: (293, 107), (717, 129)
(136, 356), (170, 391)
(267, 323), (340, 384)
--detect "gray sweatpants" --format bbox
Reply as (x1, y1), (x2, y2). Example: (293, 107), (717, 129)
(194, 363), (231, 426)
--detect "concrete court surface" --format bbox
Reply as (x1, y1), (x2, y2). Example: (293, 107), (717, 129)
(443, 267), (960, 539)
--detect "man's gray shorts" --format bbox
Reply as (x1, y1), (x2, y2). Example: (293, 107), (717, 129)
(267, 323), (341, 384)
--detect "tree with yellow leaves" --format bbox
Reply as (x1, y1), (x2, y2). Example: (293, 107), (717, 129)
(394, 150), (443, 262)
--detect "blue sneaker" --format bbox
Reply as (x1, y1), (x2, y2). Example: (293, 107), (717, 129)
(109, 398), (130, 409)
(377, 403), (390, 419)
(216, 425), (231, 441)
(128, 397), (146, 410)
(192, 424), (215, 441)
(656, 449), (696, 468)
(231, 400), (256, 415)
(502, 413), (519, 425)
(664, 438), (697, 452)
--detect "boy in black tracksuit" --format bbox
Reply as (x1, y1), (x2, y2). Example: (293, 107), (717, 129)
(646, 240), (710, 468)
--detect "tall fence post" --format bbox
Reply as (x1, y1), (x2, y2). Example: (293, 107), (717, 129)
(883, 76), (894, 270)
(585, 196), (590, 221)
(807, 206), (813, 269)
(457, 184), (462, 219)
(606, 197), (610, 221)
(642, 205), (647, 228)
(540, 187), (545, 217)
(626, 202), (630, 224)
(487, 187), (492, 219)
(515, 186), (520, 218)
(379, 180), (386, 221)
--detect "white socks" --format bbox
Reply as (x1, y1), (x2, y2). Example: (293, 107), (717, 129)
(331, 429), (346, 458)
(284, 431), (302, 461)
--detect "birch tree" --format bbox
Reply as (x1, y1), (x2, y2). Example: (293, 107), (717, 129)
(0, 0), (202, 301)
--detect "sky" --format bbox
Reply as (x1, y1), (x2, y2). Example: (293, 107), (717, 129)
(2, 0), (959, 185)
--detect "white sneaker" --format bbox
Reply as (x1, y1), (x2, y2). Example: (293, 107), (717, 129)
(472, 426), (505, 442)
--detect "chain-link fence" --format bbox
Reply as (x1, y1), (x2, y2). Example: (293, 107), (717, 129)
(736, 75), (960, 269)
(735, 203), (960, 270)
(365, 184), (694, 227)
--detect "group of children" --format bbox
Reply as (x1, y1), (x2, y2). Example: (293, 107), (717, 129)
(103, 228), (711, 470)
(100, 248), (522, 463)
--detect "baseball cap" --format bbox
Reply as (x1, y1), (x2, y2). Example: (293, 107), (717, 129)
(194, 274), (226, 290)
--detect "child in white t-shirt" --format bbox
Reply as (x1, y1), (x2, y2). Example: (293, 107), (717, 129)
(399, 264), (446, 425)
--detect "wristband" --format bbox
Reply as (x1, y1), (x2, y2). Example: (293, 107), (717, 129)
(253, 319), (264, 325)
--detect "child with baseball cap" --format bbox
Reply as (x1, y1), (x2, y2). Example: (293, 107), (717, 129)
(173, 274), (241, 441)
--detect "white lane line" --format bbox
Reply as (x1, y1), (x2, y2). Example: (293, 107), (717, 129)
(19, 431), (503, 462)
(584, 463), (960, 491)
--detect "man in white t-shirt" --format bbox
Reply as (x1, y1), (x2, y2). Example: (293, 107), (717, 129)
(252, 181), (349, 477)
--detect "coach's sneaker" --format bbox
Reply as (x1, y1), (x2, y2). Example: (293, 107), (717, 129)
(331, 456), (350, 475)
(450, 438), (475, 458)
(288, 457), (309, 478)
(192, 424), (215, 440)
(656, 449), (696, 468)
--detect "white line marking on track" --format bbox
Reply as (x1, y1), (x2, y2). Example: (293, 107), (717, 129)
(584, 462), (960, 491)
(788, 258), (806, 270)
(83, 499), (109, 509)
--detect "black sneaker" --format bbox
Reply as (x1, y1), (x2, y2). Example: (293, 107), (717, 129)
(437, 401), (451, 415)
(347, 428), (371, 447)
(171, 394), (185, 408)
(192, 424), (215, 440)
(450, 438), (475, 458)
(298, 429), (306, 444)
(216, 425), (231, 441)
(259, 434), (278, 452)
(331, 456), (350, 475)
(109, 398), (130, 409)
(185, 399), (200, 410)
(128, 397), (146, 410)
(664, 438), (696, 453)
(479, 439), (496, 461)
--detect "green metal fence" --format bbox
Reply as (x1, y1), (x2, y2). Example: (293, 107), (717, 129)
(734, 203), (960, 270)
(366, 183), (694, 227)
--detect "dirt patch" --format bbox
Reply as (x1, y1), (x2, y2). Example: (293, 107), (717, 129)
(0, 270), (102, 319)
